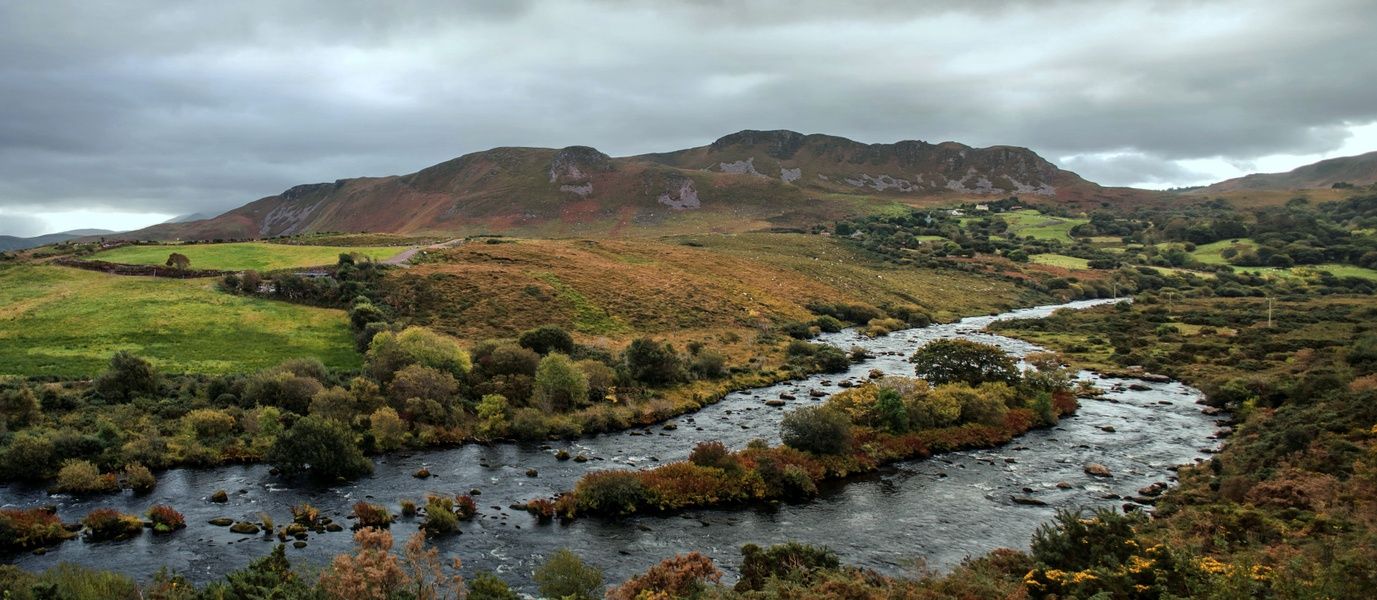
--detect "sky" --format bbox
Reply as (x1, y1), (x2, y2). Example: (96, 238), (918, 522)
(3, 0), (1377, 237)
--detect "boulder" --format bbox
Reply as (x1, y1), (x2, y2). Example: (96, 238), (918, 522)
(1011, 496), (1048, 506)
(1138, 482), (1168, 497)
(1084, 463), (1113, 477)
(229, 522), (260, 535)
(208, 517), (234, 527)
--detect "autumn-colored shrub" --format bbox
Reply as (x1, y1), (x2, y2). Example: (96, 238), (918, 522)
(291, 502), (321, 526)
(454, 495), (478, 521)
(53, 460), (119, 495)
(352, 501), (392, 529)
(572, 470), (650, 516)
(525, 498), (557, 521)
(124, 463), (156, 494)
(319, 528), (410, 599)
(608, 552), (722, 600)
(81, 508), (143, 541)
(422, 495), (459, 534)
(147, 505), (186, 534)
(0, 507), (75, 551)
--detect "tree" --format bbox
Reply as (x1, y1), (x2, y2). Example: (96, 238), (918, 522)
(369, 407), (407, 451)
(534, 353), (589, 411)
(518, 325), (575, 355)
(534, 549), (603, 600)
(268, 416), (372, 480)
(93, 351), (160, 401)
(910, 339), (1020, 386)
(388, 364), (460, 406)
(780, 406), (852, 455)
(244, 371), (324, 414)
(623, 338), (685, 386)
(165, 252), (190, 270)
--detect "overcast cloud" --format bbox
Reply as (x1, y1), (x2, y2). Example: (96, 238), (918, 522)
(3, 0), (1377, 236)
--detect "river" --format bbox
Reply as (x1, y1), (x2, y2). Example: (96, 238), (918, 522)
(1, 299), (1223, 594)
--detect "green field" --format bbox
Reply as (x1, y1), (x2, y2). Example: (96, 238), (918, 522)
(0, 265), (360, 377)
(93, 242), (404, 271)
(1029, 253), (1090, 269)
(964, 209), (1087, 242)
(1187, 239), (1256, 265)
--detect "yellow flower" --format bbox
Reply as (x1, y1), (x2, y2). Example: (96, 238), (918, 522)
(1197, 556), (1231, 575)
(1128, 554), (1156, 574)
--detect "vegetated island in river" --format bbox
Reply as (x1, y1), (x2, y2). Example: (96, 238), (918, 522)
(529, 340), (1088, 520)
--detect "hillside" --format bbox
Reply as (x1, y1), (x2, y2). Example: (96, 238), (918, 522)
(113, 130), (1155, 242)
(1203, 150), (1377, 193)
(0, 228), (115, 251)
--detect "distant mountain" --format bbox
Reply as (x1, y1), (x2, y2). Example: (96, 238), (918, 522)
(1204, 151), (1377, 193)
(114, 130), (1154, 241)
(162, 212), (216, 224)
(0, 229), (116, 252)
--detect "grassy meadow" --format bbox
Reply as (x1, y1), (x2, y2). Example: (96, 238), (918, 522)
(0, 265), (360, 377)
(92, 241), (404, 271)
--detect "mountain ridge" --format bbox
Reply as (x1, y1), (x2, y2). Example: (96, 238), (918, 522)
(112, 129), (1154, 241)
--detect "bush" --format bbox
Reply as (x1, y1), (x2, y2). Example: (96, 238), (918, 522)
(689, 441), (740, 472)
(369, 407), (407, 451)
(608, 552), (722, 600)
(534, 548), (604, 600)
(780, 406), (852, 455)
(519, 325), (576, 355)
(736, 542), (839, 591)
(689, 349), (728, 379)
(53, 460), (118, 495)
(812, 345), (851, 373)
(468, 571), (520, 600)
(509, 407), (550, 440)
(1030, 508), (1145, 572)
(81, 508), (143, 542)
(124, 463), (156, 493)
(366, 326), (471, 382)
(813, 315), (845, 333)
(0, 507), (75, 551)
(573, 470), (650, 516)
(93, 351), (159, 401)
(352, 502), (392, 529)
(624, 338), (685, 386)
(147, 505), (186, 533)
(421, 495), (459, 535)
(388, 364), (460, 408)
(243, 371), (323, 414)
(911, 339), (1020, 386)
(268, 416), (373, 480)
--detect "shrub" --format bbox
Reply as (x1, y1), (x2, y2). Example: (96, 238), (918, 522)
(689, 441), (740, 472)
(534, 353), (590, 411)
(309, 386), (357, 422)
(53, 460), (118, 495)
(468, 570), (520, 600)
(910, 339), (1020, 386)
(608, 552), (723, 600)
(780, 406), (852, 455)
(519, 325), (576, 355)
(578, 359), (617, 402)
(421, 495), (459, 535)
(509, 407), (550, 440)
(290, 503), (320, 526)
(268, 416), (373, 480)
(534, 548), (604, 600)
(366, 326), (471, 382)
(475, 394), (511, 440)
(93, 351), (160, 401)
(183, 408), (237, 443)
(352, 502), (392, 529)
(0, 507), (75, 551)
(1, 431), (56, 480)
(455, 494), (478, 520)
(147, 504), (186, 533)
(369, 407), (407, 451)
(573, 470), (650, 516)
(689, 349), (728, 379)
(813, 315), (845, 333)
(624, 338), (685, 386)
(123, 462), (156, 493)
(736, 542), (839, 591)
(1030, 508), (1146, 572)
(0, 385), (39, 428)
(244, 371), (324, 414)
(81, 508), (143, 541)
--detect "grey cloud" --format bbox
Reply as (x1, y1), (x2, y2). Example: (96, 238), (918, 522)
(2, 0), (1377, 235)
(1060, 153), (1216, 188)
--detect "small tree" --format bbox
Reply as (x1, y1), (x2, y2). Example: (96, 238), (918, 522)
(534, 353), (589, 411)
(780, 406), (852, 455)
(623, 338), (685, 386)
(165, 252), (191, 270)
(518, 325), (575, 355)
(910, 339), (1020, 386)
(94, 351), (160, 401)
(534, 548), (603, 600)
(268, 416), (373, 480)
